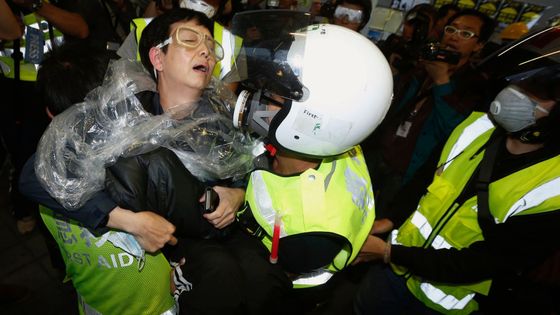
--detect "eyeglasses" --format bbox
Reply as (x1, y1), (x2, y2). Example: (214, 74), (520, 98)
(444, 25), (479, 40)
(333, 6), (363, 24)
(156, 26), (224, 61)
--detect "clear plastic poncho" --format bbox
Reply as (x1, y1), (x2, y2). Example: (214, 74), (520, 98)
(35, 58), (262, 210)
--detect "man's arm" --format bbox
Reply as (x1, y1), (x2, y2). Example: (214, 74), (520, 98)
(0, 0), (23, 40)
(107, 207), (177, 252)
(19, 154), (176, 252)
(363, 209), (560, 284)
(12, 0), (89, 39)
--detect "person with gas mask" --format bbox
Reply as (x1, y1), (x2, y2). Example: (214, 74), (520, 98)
(362, 9), (495, 218)
(331, 0), (372, 32)
(225, 17), (393, 314)
(353, 25), (560, 314)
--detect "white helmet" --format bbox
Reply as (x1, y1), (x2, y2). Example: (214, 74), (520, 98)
(232, 22), (393, 157)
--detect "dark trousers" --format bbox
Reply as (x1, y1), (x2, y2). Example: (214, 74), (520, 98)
(225, 228), (294, 315)
(173, 227), (294, 315)
(174, 235), (246, 315)
(354, 263), (441, 315)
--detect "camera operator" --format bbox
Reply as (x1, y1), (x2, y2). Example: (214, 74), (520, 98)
(379, 3), (436, 74)
(363, 9), (495, 218)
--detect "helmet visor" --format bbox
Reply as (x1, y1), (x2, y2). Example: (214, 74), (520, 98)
(224, 10), (313, 101)
(478, 26), (559, 83)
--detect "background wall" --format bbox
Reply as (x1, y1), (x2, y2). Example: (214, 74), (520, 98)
(375, 0), (558, 28)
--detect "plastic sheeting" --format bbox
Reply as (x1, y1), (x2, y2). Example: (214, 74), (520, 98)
(35, 58), (261, 210)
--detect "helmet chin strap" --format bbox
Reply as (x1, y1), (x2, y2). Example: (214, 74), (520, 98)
(512, 127), (549, 144)
(510, 108), (558, 144)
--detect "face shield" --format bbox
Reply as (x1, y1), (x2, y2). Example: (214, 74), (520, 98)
(477, 26), (560, 94)
(226, 10), (312, 138)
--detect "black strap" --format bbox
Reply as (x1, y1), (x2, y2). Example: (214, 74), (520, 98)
(47, 22), (56, 51)
(476, 130), (504, 232)
(11, 39), (22, 81)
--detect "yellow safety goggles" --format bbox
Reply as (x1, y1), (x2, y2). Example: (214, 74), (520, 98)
(156, 26), (224, 60)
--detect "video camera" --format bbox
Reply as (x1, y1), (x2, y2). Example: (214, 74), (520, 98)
(420, 42), (460, 64)
(379, 10), (460, 72)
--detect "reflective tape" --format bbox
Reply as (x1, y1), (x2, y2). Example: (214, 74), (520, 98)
(410, 211), (452, 250)
(419, 282), (475, 310)
(502, 176), (560, 223)
(292, 269), (334, 286)
(444, 115), (494, 171)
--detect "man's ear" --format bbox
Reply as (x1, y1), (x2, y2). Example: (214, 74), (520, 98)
(149, 47), (164, 72)
(45, 107), (54, 120)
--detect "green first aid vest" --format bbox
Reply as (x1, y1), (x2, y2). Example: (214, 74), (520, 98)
(390, 112), (560, 314)
(40, 206), (176, 315)
(244, 145), (375, 288)
(130, 18), (242, 80)
(0, 11), (64, 81)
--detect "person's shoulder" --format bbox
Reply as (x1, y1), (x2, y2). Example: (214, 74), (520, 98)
(135, 90), (158, 114)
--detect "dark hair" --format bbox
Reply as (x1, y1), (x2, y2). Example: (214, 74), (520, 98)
(404, 3), (437, 21)
(335, 0), (372, 31)
(436, 4), (460, 21)
(139, 8), (214, 79)
(447, 9), (495, 43)
(36, 41), (114, 115)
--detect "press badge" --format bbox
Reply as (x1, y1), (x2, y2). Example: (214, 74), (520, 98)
(24, 26), (44, 64)
(396, 121), (412, 138)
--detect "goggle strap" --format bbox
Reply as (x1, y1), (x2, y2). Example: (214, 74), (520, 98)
(156, 37), (172, 49)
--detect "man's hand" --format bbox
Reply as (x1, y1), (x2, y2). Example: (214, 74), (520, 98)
(352, 234), (387, 265)
(202, 186), (244, 229)
(371, 218), (395, 235)
(422, 60), (450, 85)
(107, 207), (177, 253)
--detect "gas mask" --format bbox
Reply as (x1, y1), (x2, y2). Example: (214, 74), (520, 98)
(490, 85), (549, 133)
(233, 90), (286, 138)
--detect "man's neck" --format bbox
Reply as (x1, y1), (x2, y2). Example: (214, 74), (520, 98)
(506, 136), (544, 155)
(158, 81), (202, 112)
(272, 152), (320, 175)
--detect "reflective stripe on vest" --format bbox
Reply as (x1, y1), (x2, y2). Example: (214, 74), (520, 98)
(292, 270), (334, 287)
(420, 283), (476, 311)
(244, 146), (375, 287)
(442, 113), (494, 172)
(501, 177), (560, 223)
(409, 211), (452, 250)
(212, 23), (243, 80)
